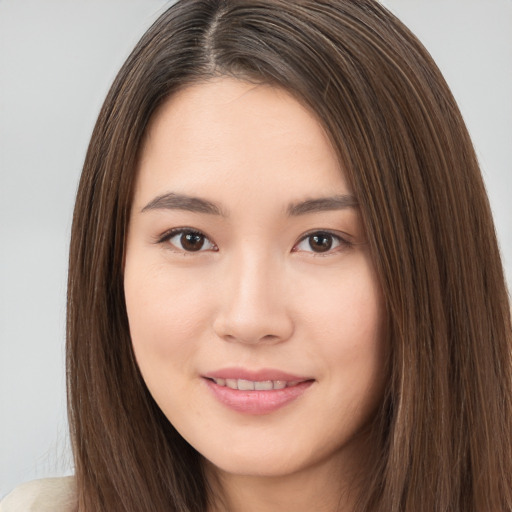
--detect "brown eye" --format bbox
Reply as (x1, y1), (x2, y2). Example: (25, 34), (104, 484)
(181, 232), (205, 251)
(294, 231), (347, 254)
(165, 229), (216, 252)
(308, 233), (333, 252)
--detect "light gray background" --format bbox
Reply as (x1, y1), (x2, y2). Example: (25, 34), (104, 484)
(1, 0), (511, 499)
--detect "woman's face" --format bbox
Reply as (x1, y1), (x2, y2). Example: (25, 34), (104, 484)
(124, 78), (386, 480)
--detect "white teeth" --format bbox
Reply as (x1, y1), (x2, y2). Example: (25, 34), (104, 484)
(225, 379), (238, 389)
(211, 378), (300, 390)
(238, 379), (255, 390)
(254, 380), (273, 391)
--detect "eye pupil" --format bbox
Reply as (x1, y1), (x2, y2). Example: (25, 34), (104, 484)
(181, 232), (204, 251)
(309, 233), (332, 252)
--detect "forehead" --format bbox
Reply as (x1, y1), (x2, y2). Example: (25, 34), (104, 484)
(135, 77), (350, 206)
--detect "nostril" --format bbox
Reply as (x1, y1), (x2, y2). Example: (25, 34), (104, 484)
(212, 297), (294, 345)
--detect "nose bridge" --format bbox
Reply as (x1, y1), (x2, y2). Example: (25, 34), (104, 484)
(233, 250), (276, 313)
(214, 248), (293, 344)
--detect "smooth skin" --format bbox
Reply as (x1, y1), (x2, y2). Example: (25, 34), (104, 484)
(124, 78), (387, 512)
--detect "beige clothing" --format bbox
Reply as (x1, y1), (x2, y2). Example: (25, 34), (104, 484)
(0, 477), (76, 512)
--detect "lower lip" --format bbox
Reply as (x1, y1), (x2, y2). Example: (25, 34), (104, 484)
(204, 378), (314, 415)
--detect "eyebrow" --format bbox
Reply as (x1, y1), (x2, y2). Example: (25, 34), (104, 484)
(287, 194), (359, 215)
(141, 192), (358, 216)
(141, 192), (225, 216)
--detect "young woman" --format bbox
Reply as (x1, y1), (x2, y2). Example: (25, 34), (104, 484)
(2, 0), (511, 511)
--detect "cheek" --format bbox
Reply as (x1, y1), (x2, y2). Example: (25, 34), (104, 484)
(124, 260), (212, 369)
(123, 263), (215, 424)
(300, 259), (386, 408)
(299, 258), (383, 345)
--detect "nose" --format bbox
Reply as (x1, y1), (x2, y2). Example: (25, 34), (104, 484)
(212, 252), (294, 345)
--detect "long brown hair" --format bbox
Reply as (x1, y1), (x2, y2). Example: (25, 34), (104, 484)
(67, 1), (512, 510)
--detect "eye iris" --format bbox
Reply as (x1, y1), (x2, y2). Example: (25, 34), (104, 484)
(181, 232), (204, 251)
(309, 233), (332, 252)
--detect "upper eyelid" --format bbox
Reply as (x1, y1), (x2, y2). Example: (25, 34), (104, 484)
(296, 229), (352, 244)
(156, 227), (211, 243)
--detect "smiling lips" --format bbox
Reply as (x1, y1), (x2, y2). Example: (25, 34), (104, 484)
(210, 378), (302, 390)
(203, 368), (314, 414)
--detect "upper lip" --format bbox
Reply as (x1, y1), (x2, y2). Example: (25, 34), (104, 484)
(203, 367), (312, 382)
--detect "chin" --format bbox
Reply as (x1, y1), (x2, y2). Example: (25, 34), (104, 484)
(203, 451), (308, 479)
(195, 431), (343, 481)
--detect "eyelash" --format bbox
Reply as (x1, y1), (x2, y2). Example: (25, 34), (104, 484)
(156, 228), (352, 255)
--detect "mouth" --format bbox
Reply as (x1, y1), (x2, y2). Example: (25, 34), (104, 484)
(202, 369), (315, 414)
(206, 377), (305, 391)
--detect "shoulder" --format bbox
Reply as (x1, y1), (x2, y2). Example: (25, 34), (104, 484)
(0, 477), (76, 512)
